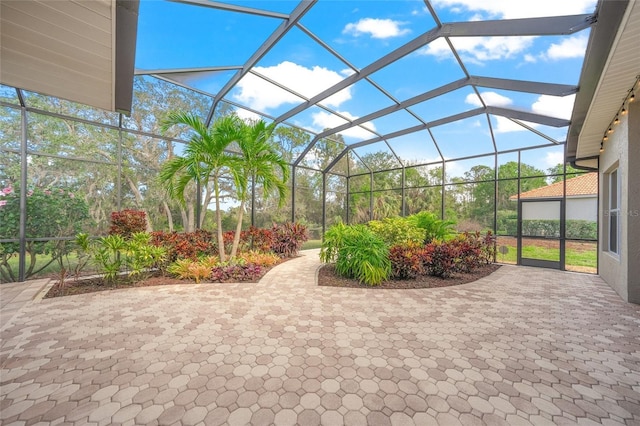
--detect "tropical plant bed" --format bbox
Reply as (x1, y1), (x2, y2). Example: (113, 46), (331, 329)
(318, 263), (501, 289)
(44, 259), (289, 299)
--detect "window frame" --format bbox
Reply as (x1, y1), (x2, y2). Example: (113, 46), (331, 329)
(607, 168), (620, 256)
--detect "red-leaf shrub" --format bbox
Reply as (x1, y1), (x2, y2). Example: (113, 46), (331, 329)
(423, 241), (458, 278)
(245, 226), (274, 253)
(389, 242), (426, 279)
(222, 227), (275, 255)
(270, 222), (309, 258)
(109, 210), (147, 238)
(450, 232), (483, 273)
(480, 231), (497, 264)
(210, 263), (263, 282)
(151, 230), (216, 261)
(420, 231), (495, 277)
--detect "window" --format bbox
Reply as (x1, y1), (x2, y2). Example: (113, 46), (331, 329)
(607, 168), (620, 255)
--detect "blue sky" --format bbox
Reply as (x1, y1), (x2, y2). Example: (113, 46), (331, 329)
(135, 0), (597, 173)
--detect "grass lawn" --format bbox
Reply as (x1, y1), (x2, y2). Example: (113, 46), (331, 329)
(3, 239), (595, 283)
(3, 252), (86, 282)
(302, 239), (322, 250)
(496, 244), (597, 269)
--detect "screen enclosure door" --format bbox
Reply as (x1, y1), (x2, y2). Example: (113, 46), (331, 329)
(518, 198), (565, 270)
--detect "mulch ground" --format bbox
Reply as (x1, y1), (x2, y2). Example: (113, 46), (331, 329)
(317, 263), (502, 289)
(44, 260), (290, 299)
(45, 259), (501, 298)
(44, 275), (197, 298)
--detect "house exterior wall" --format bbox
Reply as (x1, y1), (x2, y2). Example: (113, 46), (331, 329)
(599, 98), (640, 303)
(522, 200), (560, 221)
(567, 197), (598, 221)
(518, 197), (596, 221)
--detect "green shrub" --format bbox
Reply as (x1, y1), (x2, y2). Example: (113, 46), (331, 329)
(406, 211), (456, 243)
(77, 232), (166, 284)
(0, 186), (92, 282)
(322, 224), (390, 286)
(496, 210), (517, 235)
(320, 222), (348, 264)
(521, 219), (560, 237)
(565, 220), (597, 240)
(368, 217), (424, 246)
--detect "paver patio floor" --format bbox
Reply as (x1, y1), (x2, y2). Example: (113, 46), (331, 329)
(1, 249), (640, 425)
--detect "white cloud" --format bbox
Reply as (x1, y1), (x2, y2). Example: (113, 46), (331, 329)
(341, 68), (356, 77)
(419, 1), (595, 64)
(420, 36), (535, 63)
(234, 108), (261, 122)
(532, 94), (575, 119)
(417, 38), (454, 60)
(544, 151), (564, 167)
(311, 111), (377, 140)
(465, 91), (513, 107)
(546, 34), (588, 60)
(430, 0), (595, 19)
(493, 116), (534, 133)
(525, 35), (589, 63)
(343, 18), (411, 39)
(233, 61), (351, 111)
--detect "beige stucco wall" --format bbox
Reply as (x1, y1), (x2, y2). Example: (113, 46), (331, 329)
(598, 99), (640, 303)
(627, 100), (640, 303)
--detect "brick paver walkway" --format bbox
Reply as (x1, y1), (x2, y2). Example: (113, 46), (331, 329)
(1, 249), (640, 425)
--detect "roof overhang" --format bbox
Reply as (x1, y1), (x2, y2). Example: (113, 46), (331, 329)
(0, 0), (139, 114)
(567, 0), (640, 169)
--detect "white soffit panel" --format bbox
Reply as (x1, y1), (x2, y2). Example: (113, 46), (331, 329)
(578, 0), (640, 159)
(0, 0), (115, 111)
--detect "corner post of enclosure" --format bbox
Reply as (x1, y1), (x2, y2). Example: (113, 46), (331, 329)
(441, 161), (446, 220)
(346, 176), (350, 224)
(251, 173), (256, 228)
(369, 172), (374, 221)
(493, 153), (498, 262)
(18, 105), (28, 282)
(516, 151), (522, 265)
(117, 114), (123, 211)
(291, 165), (296, 223)
(401, 166), (406, 217)
(322, 173), (327, 235)
(196, 181), (201, 230)
(560, 161), (566, 270)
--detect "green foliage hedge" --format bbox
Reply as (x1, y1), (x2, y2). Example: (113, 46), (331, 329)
(368, 217), (424, 246)
(321, 214), (495, 285)
(497, 214), (596, 240)
(0, 186), (92, 282)
(321, 223), (390, 286)
(76, 232), (167, 284)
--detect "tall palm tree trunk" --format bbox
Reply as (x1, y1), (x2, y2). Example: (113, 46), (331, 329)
(230, 198), (246, 258)
(213, 176), (226, 262)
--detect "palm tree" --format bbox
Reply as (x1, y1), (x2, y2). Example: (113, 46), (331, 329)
(159, 112), (242, 261)
(229, 120), (290, 258)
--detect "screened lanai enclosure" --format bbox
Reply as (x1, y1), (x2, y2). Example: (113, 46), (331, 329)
(0, 0), (601, 282)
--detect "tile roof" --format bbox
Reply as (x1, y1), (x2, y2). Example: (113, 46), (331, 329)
(510, 173), (598, 200)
